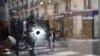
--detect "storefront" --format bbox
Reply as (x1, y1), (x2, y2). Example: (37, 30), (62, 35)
(48, 10), (97, 39)
(82, 17), (93, 39)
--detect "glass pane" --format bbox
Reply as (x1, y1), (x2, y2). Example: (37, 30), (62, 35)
(0, 0), (99, 56)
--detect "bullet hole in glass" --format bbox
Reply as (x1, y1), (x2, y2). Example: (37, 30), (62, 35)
(36, 31), (40, 35)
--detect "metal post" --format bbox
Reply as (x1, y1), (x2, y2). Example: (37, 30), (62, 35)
(98, 0), (100, 55)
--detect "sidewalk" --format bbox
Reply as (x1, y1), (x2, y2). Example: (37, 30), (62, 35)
(35, 39), (99, 56)
(1, 39), (99, 56)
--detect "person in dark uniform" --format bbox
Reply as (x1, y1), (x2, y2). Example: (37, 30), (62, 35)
(9, 10), (23, 56)
(26, 10), (35, 25)
(25, 10), (36, 56)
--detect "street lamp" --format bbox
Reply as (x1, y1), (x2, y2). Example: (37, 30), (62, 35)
(39, 0), (52, 4)
(38, 0), (52, 20)
(40, 1), (43, 5)
(48, 0), (51, 3)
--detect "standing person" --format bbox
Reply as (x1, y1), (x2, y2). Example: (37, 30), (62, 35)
(26, 10), (35, 25)
(26, 10), (36, 56)
(9, 10), (23, 56)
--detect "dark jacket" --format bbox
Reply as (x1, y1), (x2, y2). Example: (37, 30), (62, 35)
(10, 19), (23, 38)
(26, 15), (35, 25)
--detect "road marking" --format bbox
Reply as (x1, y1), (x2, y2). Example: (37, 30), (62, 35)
(54, 51), (79, 56)
(84, 54), (98, 56)
(69, 39), (99, 42)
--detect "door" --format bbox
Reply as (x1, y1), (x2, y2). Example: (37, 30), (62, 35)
(64, 16), (74, 39)
(82, 19), (93, 39)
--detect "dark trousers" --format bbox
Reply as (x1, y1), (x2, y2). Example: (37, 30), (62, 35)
(11, 34), (21, 56)
(24, 35), (36, 56)
(27, 41), (35, 56)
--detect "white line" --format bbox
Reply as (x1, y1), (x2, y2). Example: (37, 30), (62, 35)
(84, 54), (98, 56)
(54, 51), (79, 56)
(69, 39), (99, 42)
